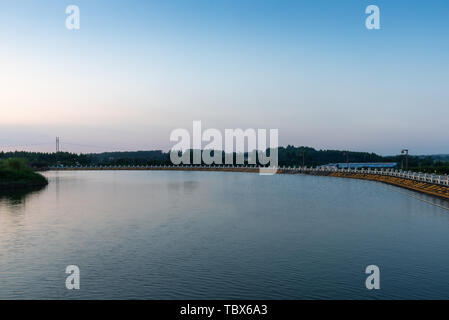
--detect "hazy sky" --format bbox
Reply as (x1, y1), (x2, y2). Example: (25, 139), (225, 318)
(1, 0), (448, 155)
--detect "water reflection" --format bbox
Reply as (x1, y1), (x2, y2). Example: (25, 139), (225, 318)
(2, 171), (449, 299)
(166, 180), (199, 194)
(0, 185), (47, 206)
(384, 184), (449, 212)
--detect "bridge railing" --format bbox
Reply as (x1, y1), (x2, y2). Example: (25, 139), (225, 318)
(50, 164), (449, 187)
(323, 167), (449, 187)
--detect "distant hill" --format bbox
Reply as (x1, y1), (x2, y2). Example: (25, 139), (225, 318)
(90, 150), (168, 162)
(1, 147), (448, 173)
(0, 147), (389, 168)
(426, 154), (449, 161)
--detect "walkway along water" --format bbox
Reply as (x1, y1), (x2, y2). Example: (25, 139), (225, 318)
(52, 165), (449, 200)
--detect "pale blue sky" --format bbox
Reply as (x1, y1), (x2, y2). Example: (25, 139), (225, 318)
(1, 0), (448, 154)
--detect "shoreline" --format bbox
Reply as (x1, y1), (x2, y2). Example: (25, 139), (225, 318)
(327, 171), (449, 201)
(0, 180), (49, 190)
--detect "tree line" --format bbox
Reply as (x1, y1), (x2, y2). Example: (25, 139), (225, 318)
(1, 146), (448, 174)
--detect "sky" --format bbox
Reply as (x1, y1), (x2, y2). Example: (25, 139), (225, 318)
(0, 0), (448, 155)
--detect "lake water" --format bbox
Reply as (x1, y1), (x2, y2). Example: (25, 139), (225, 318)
(1, 170), (449, 299)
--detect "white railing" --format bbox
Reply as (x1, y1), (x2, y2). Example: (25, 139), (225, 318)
(313, 167), (449, 187)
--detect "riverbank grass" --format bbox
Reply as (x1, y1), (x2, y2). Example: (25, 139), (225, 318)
(0, 158), (48, 189)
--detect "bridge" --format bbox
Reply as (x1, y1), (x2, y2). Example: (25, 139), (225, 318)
(51, 165), (449, 200)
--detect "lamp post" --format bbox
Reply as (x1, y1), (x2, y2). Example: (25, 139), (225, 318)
(343, 151), (350, 170)
(401, 149), (409, 171)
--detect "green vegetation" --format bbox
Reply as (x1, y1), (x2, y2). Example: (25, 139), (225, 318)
(1, 147), (448, 174)
(0, 151), (167, 168)
(409, 162), (449, 175)
(0, 158), (48, 189)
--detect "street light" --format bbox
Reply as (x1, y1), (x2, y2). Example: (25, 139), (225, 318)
(343, 151), (350, 170)
(401, 149), (409, 171)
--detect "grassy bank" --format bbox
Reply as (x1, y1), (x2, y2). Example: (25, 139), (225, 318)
(0, 158), (48, 189)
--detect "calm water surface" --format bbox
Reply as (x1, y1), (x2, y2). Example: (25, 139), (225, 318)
(1, 170), (449, 299)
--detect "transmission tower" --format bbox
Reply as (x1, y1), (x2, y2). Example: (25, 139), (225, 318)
(56, 137), (60, 153)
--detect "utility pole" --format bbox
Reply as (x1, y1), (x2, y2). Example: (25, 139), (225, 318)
(401, 149), (408, 171)
(56, 137), (60, 153)
(343, 151), (350, 170)
(56, 137), (60, 167)
(302, 150), (305, 168)
(347, 152), (349, 170)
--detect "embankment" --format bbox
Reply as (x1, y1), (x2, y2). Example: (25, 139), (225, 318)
(328, 171), (449, 200)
